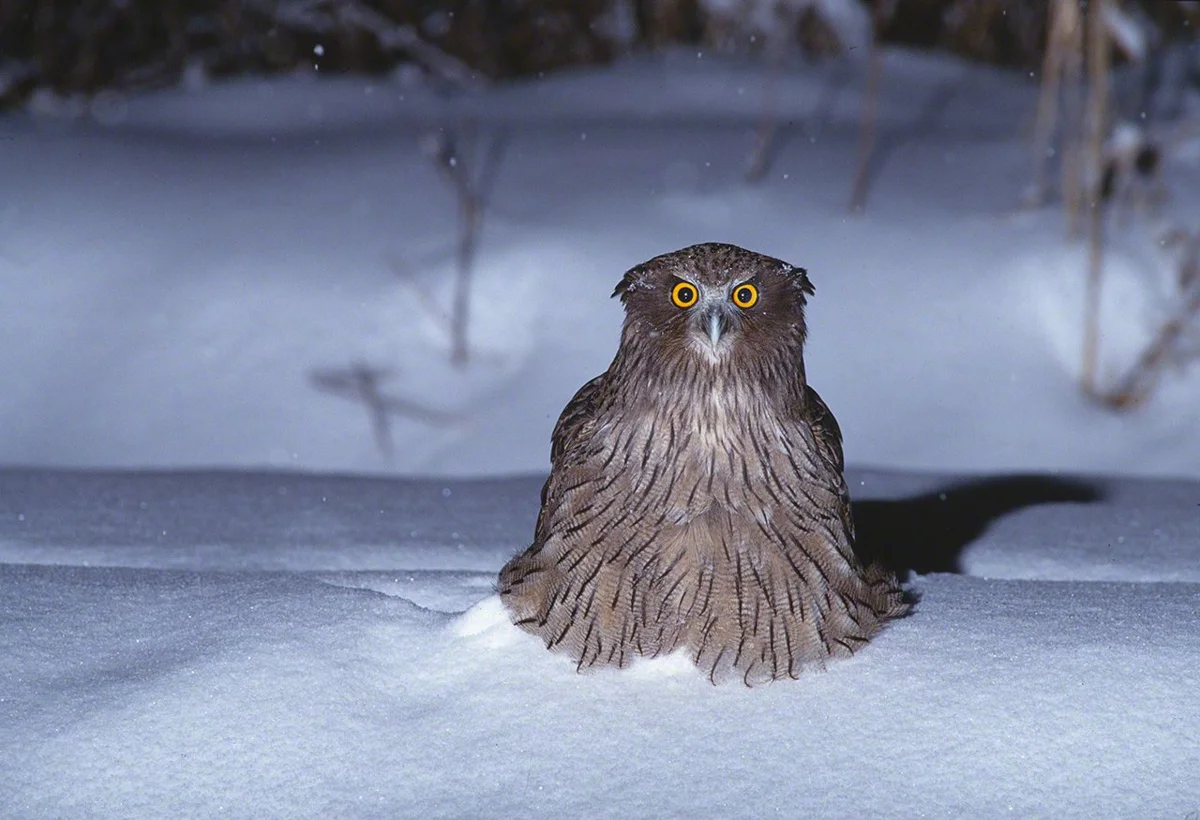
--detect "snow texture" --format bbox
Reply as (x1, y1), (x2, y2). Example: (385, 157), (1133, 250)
(1, 467), (1198, 818)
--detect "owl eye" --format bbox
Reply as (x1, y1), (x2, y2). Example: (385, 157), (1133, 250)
(671, 281), (698, 309)
(732, 283), (759, 309)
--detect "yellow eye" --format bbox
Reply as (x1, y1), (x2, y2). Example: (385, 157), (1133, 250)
(732, 283), (758, 309)
(671, 281), (698, 309)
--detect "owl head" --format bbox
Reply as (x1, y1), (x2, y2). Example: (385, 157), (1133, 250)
(612, 242), (814, 364)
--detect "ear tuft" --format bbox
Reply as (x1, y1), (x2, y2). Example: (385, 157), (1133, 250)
(780, 263), (814, 299)
(612, 265), (653, 302)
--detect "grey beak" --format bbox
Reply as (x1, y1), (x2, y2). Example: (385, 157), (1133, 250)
(705, 308), (726, 346)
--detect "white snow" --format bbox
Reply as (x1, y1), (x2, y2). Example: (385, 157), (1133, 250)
(2, 46), (1199, 818)
(1, 467), (1198, 818)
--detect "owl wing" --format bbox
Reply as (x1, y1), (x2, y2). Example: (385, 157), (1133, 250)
(549, 373), (606, 465)
(804, 383), (844, 474)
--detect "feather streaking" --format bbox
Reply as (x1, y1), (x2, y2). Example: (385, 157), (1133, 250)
(498, 242), (908, 684)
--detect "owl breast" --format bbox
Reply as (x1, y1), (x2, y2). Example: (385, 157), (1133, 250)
(616, 392), (808, 517)
(500, 374), (905, 685)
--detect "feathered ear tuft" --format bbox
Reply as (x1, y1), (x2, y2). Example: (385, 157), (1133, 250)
(786, 265), (815, 299)
(612, 265), (653, 302)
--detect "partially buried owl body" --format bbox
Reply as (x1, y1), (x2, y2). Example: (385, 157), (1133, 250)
(498, 242), (908, 685)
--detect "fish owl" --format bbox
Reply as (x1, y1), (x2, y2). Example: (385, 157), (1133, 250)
(498, 243), (908, 684)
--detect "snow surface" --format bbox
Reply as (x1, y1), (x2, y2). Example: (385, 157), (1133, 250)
(1, 48), (1199, 479)
(1, 466), (1198, 818)
(2, 46), (1200, 818)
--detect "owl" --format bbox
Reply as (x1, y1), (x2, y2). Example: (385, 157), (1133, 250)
(498, 243), (908, 684)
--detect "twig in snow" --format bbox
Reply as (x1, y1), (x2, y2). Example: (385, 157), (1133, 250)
(848, 0), (886, 214)
(1097, 226), (1200, 409)
(1026, 0), (1157, 231)
(1060, 0), (1088, 238)
(1027, 0), (1083, 210)
(1081, 0), (1113, 398)
(387, 254), (456, 343)
(310, 363), (461, 458)
(421, 124), (510, 368)
(745, 4), (802, 184)
(847, 79), (957, 215)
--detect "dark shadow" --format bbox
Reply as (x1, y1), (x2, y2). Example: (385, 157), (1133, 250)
(852, 474), (1105, 581)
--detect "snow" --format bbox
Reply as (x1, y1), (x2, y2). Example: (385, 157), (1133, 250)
(1, 467), (1198, 817)
(2, 46), (1199, 817)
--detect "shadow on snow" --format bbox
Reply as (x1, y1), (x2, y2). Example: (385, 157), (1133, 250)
(852, 474), (1105, 581)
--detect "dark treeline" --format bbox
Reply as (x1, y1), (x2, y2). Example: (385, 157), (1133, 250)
(0, 0), (1196, 106)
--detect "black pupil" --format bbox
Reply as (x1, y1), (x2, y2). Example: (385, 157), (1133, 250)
(679, 287), (694, 303)
(737, 287), (751, 303)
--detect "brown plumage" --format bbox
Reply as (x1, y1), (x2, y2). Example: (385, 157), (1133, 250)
(498, 242), (908, 684)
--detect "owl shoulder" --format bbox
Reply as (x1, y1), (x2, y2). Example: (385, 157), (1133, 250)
(550, 373), (607, 464)
(803, 383), (845, 475)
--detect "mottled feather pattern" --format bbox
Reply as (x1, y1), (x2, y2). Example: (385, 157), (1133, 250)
(499, 243), (908, 684)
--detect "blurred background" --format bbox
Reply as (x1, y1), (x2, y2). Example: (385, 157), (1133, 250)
(1, 0), (1197, 98)
(0, 0), (1198, 479)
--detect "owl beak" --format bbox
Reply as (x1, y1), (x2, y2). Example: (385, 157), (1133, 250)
(704, 307), (727, 347)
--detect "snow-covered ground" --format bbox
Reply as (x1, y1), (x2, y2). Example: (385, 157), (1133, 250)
(1, 467), (1198, 817)
(2, 46), (1199, 818)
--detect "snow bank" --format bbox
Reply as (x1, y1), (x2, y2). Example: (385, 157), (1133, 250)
(1, 468), (1197, 818)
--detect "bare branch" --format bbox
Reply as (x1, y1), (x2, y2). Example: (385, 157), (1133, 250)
(849, 0), (885, 214)
(1101, 286), (1200, 409)
(422, 124), (510, 367)
(333, 1), (482, 90)
(1060, 0), (1086, 237)
(1095, 226), (1200, 409)
(745, 4), (802, 184)
(386, 254), (455, 342)
(1081, 0), (1113, 397)
(239, 0), (482, 91)
(1027, 0), (1079, 208)
(310, 362), (462, 458)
